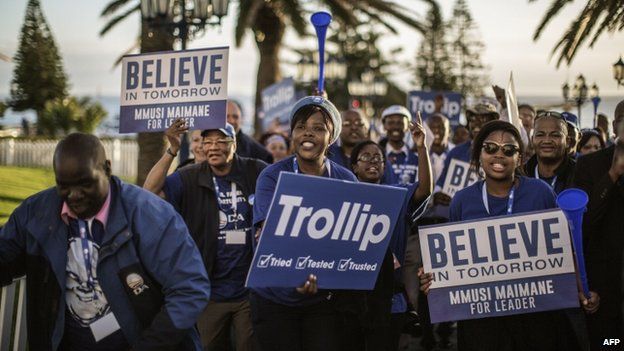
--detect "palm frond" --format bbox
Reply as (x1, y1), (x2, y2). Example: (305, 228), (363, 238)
(112, 38), (141, 68)
(588, 2), (621, 47)
(533, 0), (573, 40)
(281, 0), (307, 36)
(356, 0), (426, 33)
(322, 0), (358, 26)
(101, 0), (133, 17)
(100, 3), (140, 36)
(357, 7), (399, 34)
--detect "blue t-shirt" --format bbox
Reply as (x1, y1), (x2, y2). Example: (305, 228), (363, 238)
(163, 172), (253, 302)
(386, 148), (419, 185)
(449, 176), (557, 222)
(436, 140), (473, 189)
(210, 176), (253, 301)
(327, 143), (398, 184)
(252, 155), (357, 306)
(388, 182), (429, 268)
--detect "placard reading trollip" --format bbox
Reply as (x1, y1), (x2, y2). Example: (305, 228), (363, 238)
(246, 173), (407, 290)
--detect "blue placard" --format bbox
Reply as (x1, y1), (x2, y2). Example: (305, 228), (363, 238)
(119, 47), (229, 133)
(261, 78), (296, 131)
(246, 173), (408, 290)
(407, 91), (462, 127)
(419, 209), (579, 323)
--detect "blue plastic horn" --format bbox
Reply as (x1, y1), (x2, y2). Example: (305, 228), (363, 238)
(556, 188), (590, 298)
(311, 11), (332, 94)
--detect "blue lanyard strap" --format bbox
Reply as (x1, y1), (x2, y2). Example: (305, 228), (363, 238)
(77, 219), (98, 300)
(534, 165), (557, 188)
(293, 157), (331, 177)
(213, 176), (238, 229)
(481, 180), (515, 215)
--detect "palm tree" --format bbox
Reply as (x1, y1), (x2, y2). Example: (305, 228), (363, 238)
(100, 1), (174, 186)
(236, 0), (436, 134)
(100, 0), (435, 180)
(532, 0), (624, 67)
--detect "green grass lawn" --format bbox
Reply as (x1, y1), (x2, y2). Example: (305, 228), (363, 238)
(0, 166), (55, 225)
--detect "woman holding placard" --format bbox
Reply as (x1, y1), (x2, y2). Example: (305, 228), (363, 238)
(418, 120), (598, 350)
(251, 95), (355, 351)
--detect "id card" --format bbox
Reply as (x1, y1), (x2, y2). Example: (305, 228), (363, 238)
(225, 230), (246, 245)
(90, 311), (121, 342)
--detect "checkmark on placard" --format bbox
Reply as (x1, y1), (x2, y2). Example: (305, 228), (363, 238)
(258, 254), (273, 268)
(338, 259), (351, 271)
(296, 256), (310, 270)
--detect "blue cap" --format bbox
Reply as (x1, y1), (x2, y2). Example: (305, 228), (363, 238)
(561, 112), (579, 130)
(201, 122), (236, 139)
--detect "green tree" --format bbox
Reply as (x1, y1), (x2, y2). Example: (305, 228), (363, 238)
(39, 97), (108, 137)
(9, 0), (68, 134)
(414, 6), (457, 91)
(0, 101), (7, 118)
(447, 0), (488, 97)
(532, 0), (624, 66)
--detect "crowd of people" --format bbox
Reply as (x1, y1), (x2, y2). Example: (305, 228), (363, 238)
(0, 93), (623, 351)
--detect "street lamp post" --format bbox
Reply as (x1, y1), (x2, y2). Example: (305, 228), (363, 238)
(140, 0), (229, 162)
(614, 56), (624, 88)
(590, 83), (600, 127)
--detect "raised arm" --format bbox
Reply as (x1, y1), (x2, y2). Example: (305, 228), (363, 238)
(143, 118), (188, 197)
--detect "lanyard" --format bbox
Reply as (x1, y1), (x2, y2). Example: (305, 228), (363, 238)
(481, 180), (515, 215)
(213, 176), (238, 229)
(77, 219), (98, 300)
(293, 157), (331, 177)
(534, 165), (557, 189)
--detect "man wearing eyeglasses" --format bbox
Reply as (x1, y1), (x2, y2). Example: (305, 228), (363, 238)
(143, 119), (267, 351)
(328, 109), (396, 183)
(524, 111), (575, 194)
(575, 100), (624, 349)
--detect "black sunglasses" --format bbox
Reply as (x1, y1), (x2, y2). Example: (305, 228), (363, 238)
(482, 142), (520, 157)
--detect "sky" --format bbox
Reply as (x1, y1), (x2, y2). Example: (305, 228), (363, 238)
(0, 0), (623, 102)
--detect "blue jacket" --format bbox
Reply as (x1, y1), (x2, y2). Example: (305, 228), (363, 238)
(0, 176), (210, 350)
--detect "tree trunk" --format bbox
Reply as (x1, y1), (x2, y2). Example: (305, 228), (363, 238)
(135, 19), (174, 186)
(252, 4), (284, 139)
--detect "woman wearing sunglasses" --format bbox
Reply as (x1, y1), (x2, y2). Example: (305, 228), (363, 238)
(418, 120), (597, 350)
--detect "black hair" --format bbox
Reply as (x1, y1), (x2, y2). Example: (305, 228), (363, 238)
(349, 140), (387, 167)
(471, 120), (525, 175)
(54, 133), (111, 176)
(259, 132), (290, 149)
(577, 128), (606, 152)
(518, 104), (536, 115)
(290, 104), (334, 136)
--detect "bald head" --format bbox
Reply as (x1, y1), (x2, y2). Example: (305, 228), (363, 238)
(54, 133), (111, 219)
(54, 133), (108, 170)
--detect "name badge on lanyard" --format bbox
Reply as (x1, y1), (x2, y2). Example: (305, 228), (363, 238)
(481, 180), (515, 215)
(534, 165), (557, 189)
(213, 176), (246, 245)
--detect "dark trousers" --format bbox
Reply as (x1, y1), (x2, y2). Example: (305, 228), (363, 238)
(249, 293), (339, 351)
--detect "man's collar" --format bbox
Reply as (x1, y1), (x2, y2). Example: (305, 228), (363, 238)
(61, 184), (112, 228)
(385, 142), (409, 156)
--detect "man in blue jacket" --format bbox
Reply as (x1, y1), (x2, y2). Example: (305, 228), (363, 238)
(0, 133), (210, 350)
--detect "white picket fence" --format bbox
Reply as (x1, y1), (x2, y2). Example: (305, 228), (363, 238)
(0, 138), (139, 179)
(0, 278), (27, 351)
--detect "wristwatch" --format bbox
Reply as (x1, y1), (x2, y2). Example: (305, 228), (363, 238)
(166, 148), (177, 157)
